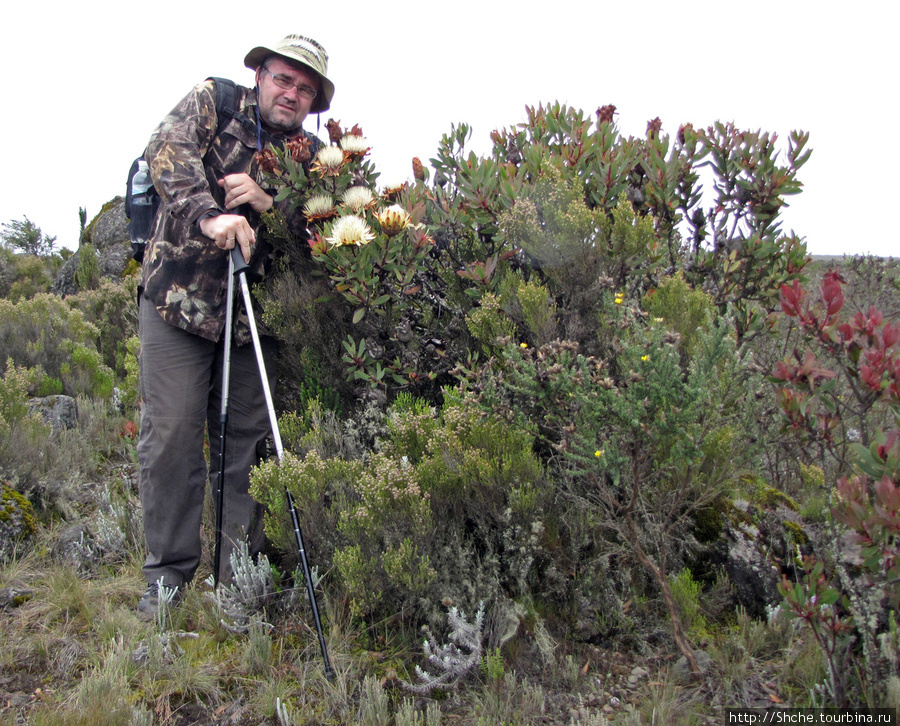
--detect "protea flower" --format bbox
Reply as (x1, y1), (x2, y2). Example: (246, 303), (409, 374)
(303, 194), (337, 222)
(376, 205), (411, 237)
(340, 134), (370, 158)
(381, 182), (408, 202)
(341, 186), (376, 214)
(285, 136), (313, 163)
(255, 148), (280, 174)
(597, 104), (617, 124)
(311, 145), (346, 176)
(327, 215), (376, 248)
(325, 118), (343, 144)
(412, 157), (426, 182)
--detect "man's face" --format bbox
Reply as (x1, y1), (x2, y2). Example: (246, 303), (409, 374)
(256, 57), (319, 133)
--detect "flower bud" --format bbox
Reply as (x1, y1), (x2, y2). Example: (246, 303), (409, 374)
(376, 205), (411, 237)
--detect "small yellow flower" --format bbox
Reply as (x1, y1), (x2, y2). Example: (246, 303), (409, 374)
(520, 342), (528, 348)
(614, 293), (625, 305)
(641, 355), (650, 361)
(595, 450), (604, 458)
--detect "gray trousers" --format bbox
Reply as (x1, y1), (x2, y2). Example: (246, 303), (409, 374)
(137, 300), (275, 588)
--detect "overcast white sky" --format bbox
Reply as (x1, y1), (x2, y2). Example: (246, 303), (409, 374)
(1, 1), (896, 257)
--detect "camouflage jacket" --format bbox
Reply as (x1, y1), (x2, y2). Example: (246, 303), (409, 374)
(140, 79), (313, 344)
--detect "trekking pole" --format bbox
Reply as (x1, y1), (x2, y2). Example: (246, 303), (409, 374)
(228, 247), (335, 681)
(287, 489), (334, 680)
(212, 250), (237, 588)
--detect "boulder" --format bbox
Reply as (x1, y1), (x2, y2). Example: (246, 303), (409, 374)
(51, 197), (133, 297)
(671, 650), (711, 684)
(0, 585), (34, 609)
(88, 197), (129, 251)
(51, 523), (94, 568)
(49, 256), (78, 297)
(26, 395), (78, 431)
(0, 483), (37, 560)
(718, 519), (783, 618)
(697, 498), (787, 619)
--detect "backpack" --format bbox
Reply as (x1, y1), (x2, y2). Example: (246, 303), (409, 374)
(125, 77), (240, 263)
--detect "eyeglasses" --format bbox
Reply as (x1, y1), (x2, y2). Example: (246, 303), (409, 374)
(261, 68), (318, 100)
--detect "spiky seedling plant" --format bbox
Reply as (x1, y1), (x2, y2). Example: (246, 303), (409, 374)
(355, 675), (391, 726)
(208, 539), (275, 633)
(400, 602), (485, 695)
(395, 699), (442, 726)
(89, 483), (144, 567)
(276, 696), (297, 726)
(154, 578), (179, 633)
(130, 580), (201, 676)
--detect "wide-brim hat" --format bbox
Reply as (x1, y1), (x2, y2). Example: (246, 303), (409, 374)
(244, 35), (334, 113)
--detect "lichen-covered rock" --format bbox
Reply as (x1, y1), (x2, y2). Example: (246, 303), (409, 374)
(718, 517), (783, 618)
(49, 256), (79, 297)
(51, 523), (95, 569)
(99, 244), (131, 278)
(86, 197), (129, 251)
(50, 197), (133, 297)
(671, 650), (711, 684)
(697, 497), (794, 619)
(26, 395), (78, 432)
(0, 585), (34, 609)
(0, 483), (37, 559)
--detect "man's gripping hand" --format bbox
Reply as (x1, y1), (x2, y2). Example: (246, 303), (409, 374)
(218, 173), (273, 213)
(198, 213), (255, 263)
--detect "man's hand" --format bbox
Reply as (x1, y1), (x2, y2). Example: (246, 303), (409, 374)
(199, 213), (255, 263)
(218, 173), (273, 213)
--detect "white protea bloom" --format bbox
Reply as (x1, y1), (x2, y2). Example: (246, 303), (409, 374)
(375, 204), (412, 237)
(327, 215), (376, 247)
(302, 194), (337, 221)
(341, 186), (376, 214)
(311, 145), (346, 175)
(340, 134), (370, 157)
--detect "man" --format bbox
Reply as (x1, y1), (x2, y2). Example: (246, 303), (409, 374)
(136, 34), (334, 620)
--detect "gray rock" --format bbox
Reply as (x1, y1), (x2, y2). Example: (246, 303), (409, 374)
(720, 522), (782, 618)
(627, 666), (649, 686)
(0, 483), (36, 560)
(671, 650), (711, 684)
(0, 586), (34, 608)
(699, 502), (783, 619)
(26, 395), (78, 431)
(100, 244), (131, 278)
(52, 523), (93, 565)
(49, 255), (78, 297)
(50, 197), (133, 297)
(88, 198), (129, 251)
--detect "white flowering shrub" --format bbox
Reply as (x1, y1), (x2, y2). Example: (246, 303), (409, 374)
(251, 395), (546, 623)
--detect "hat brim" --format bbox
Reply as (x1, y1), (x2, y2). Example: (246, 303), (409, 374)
(244, 46), (333, 113)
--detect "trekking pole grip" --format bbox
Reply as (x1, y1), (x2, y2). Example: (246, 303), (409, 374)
(230, 246), (250, 275)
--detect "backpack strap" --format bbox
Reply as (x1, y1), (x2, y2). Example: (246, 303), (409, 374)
(206, 77), (256, 136)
